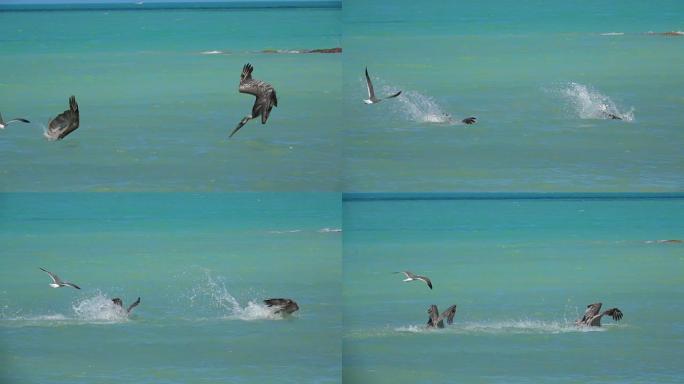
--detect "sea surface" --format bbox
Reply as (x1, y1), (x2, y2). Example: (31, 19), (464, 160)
(343, 194), (684, 383)
(343, 0), (684, 192)
(0, 193), (341, 383)
(0, 2), (341, 191)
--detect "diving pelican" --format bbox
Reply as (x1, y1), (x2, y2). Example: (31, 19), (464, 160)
(45, 96), (80, 141)
(112, 297), (141, 314)
(576, 302), (623, 327)
(230, 63), (278, 138)
(263, 298), (299, 314)
(427, 304), (457, 328)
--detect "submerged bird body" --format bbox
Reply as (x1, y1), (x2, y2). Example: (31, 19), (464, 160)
(45, 96), (79, 141)
(427, 304), (457, 329)
(39, 267), (80, 290)
(363, 67), (401, 104)
(576, 302), (623, 327)
(395, 271), (433, 289)
(230, 63), (278, 138)
(264, 298), (299, 315)
(0, 112), (30, 129)
(112, 297), (141, 314)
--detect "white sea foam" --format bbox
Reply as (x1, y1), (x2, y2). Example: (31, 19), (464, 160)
(389, 88), (458, 125)
(267, 229), (302, 234)
(188, 272), (284, 321)
(561, 82), (634, 121)
(394, 319), (607, 335)
(200, 50), (225, 55)
(600, 32), (624, 36)
(318, 227), (342, 233)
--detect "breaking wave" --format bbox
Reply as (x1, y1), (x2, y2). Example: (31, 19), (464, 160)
(561, 82), (634, 121)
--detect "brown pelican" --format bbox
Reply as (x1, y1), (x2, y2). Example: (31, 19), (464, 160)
(263, 298), (299, 315)
(39, 267), (80, 290)
(112, 297), (141, 314)
(0, 112), (30, 129)
(45, 96), (79, 141)
(363, 67), (401, 104)
(394, 271), (433, 289)
(576, 302), (623, 327)
(427, 304), (457, 328)
(230, 63), (278, 138)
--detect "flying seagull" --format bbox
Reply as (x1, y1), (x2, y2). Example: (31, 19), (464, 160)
(427, 304), (457, 328)
(39, 267), (81, 290)
(230, 63), (278, 138)
(394, 271), (433, 289)
(576, 302), (623, 327)
(112, 297), (141, 314)
(0, 112), (30, 129)
(263, 298), (299, 315)
(45, 96), (80, 141)
(363, 67), (401, 104)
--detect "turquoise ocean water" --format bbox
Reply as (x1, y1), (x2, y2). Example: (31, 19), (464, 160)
(343, 194), (684, 383)
(0, 193), (341, 383)
(0, 2), (340, 191)
(343, 0), (684, 192)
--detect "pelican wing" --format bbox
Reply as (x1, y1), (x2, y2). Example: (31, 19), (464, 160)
(580, 302), (602, 323)
(0, 111), (3, 124)
(40, 267), (62, 284)
(427, 304), (440, 327)
(440, 305), (457, 325)
(602, 307), (623, 321)
(127, 297), (141, 313)
(364, 67), (375, 99)
(238, 63), (275, 98)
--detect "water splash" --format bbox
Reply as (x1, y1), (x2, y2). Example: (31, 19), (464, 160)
(188, 271), (283, 321)
(561, 82), (634, 121)
(72, 292), (129, 322)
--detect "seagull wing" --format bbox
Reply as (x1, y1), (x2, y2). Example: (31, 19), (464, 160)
(440, 305), (457, 325)
(6, 118), (30, 125)
(127, 297), (141, 313)
(364, 67), (375, 99)
(416, 275), (433, 289)
(63, 282), (81, 290)
(382, 90), (402, 100)
(40, 267), (62, 284)
(402, 271), (417, 279)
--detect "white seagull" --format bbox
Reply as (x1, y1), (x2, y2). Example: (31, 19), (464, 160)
(394, 271), (433, 289)
(39, 267), (81, 290)
(363, 67), (401, 104)
(0, 112), (30, 129)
